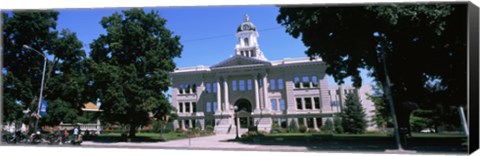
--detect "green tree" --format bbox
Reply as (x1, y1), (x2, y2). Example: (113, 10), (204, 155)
(341, 93), (367, 134)
(88, 9), (182, 137)
(333, 114), (343, 133)
(2, 12), (87, 128)
(277, 4), (466, 136)
(366, 82), (392, 129)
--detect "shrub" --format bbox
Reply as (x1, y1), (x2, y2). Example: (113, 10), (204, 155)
(206, 125), (214, 134)
(324, 119), (333, 131)
(289, 120), (298, 133)
(299, 125), (308, 133)
(240, 131), (266, 138)
(334, 115), (344, 133)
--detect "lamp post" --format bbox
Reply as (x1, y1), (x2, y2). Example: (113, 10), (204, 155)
(234, 106), (239, 139)
(22, 45), (47, 133)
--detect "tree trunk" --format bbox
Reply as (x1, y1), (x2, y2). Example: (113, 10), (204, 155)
(129, 124), (137, 138)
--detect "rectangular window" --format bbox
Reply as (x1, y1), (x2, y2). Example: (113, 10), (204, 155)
(298, 118), (305, 126)
(305, 97), (312, 109)
(270, 79), (276, 90)
(185, 102), (191, 113)
(185, 120), (190, 128)
(239, 80), (245, 91)
(279, 99), (286, 111)
(314, 97), (320, 109)
(247, 79), (252, 90)
(206, 83), (211, 93)
(206, 102), (211, 113)
(192, 84), (197, 93)
(277, 79), (284, 90)
(259, 79), (263, 87)
(186, 84), (191, 94)
(294, 77), (300, 88)
(302, 76), (310, 88)
(296, 98), (303, 110)
(311, 76), (318, 87)
(280, 118), (287, 128)
(179, 84), (184, 94)
(316, 117), (323, 127)
(271, 99), (277, 110)
(232, 80), (237, 91)
(213, 82), (217, 93)
(213, 101), (218, 112)
(179, 102), (183, 113)
(192, 102), (197, 113)
(307, 118), (314, 128)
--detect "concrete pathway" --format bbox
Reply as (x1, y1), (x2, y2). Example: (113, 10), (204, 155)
(81, 134), (308, 151)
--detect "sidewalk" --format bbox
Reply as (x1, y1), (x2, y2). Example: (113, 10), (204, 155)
(81, 134), (308, 151)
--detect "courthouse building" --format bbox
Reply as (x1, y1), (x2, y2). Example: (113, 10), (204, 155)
(170, 15), (376, 134)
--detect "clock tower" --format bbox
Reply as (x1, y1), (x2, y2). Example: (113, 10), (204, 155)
(235, 14), (266, 60)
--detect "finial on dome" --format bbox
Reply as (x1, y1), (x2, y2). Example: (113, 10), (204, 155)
(244, 14), (249, 22)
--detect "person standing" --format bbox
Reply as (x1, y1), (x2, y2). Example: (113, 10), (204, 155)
(73, 126), (79, 142)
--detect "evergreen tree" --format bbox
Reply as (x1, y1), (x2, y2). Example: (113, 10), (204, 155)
(333, 115), (343, 133)
(341, 93), (368, 134)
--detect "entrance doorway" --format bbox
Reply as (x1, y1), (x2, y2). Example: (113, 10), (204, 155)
(234, 99), (253, 128)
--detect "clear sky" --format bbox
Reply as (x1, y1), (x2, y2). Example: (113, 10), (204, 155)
(54, 5), (374, 88)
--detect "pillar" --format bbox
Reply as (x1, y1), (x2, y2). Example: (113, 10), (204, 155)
(313, 118), (318, 130)
(254, 74), (260, 112)
(262, 74), (268, 110)
(223, 76), (229, 112)
(216, 78), (221, 112)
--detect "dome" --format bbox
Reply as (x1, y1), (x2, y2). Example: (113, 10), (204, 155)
(237, 14), (256, 32)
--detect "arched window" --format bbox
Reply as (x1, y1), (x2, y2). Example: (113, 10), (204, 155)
(244, 38), (249, 46)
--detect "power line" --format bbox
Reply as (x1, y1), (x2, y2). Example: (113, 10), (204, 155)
(182, 26), (283, 43)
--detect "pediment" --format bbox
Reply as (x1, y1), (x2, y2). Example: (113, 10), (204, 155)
(211, 55), (271, 68)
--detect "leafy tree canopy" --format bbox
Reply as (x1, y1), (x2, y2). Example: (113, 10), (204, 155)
(88, 9), (182, 137)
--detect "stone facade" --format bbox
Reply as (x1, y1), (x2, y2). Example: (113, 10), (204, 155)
(170, 15), (377, 134)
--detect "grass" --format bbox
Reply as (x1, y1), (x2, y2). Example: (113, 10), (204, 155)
(88, 132), (189, 143)
(233, 132), (467, 153)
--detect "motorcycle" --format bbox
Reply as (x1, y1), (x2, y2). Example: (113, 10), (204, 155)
(28, 131), (45, 144)
(5, 131), (28, 144)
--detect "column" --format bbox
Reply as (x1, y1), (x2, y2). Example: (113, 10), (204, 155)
(223, 76), (229, 112)
(181, 120), (185, 129)
(216, 78), (221, 112)
(302, 98), (306, 110)
(313, 118), (318, 130)
(311, 98), (316, 110)
(189, 119), (193, 128)
(262, 74), (268, 110)
(253, 74), (260, 112)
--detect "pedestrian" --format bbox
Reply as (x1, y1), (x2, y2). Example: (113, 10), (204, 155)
(73, 126), (79, 142)
(62, 128), (68, 144)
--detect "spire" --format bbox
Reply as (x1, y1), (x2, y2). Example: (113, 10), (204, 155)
(244, 14), (249, 22)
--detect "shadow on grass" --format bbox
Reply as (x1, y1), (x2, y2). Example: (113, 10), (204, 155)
(87, 136), (168, 143)
(226, 134), (467, 153)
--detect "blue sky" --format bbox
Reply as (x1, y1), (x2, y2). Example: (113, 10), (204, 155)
(54, 5), (374, 87)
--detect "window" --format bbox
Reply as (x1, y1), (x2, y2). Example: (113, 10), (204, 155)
(206, 102), (211, 113)
(179, 84), (184, 94)
(277, 79), (284, 90)
(185, 120), (190, 128)
(206, 83), (211, 93)
(185, 102), (191, 113)
(307, 118), (314, 128)
(247, 79), (252, 90)
(192, 84), (197, 93)
(280, 118), (287, 128)
(179, 103), (183, 113)
(192, 102), (197, 113)
(239, 80), (245, 91)
(185, 84), (191, 94)
(298, 118), (305, 126)
(316, 117), (323, 127)
(305, 97), (312, 109)
(259, 79), (263, 87)
(270, 79), (276, 90)
(279, 99), (286, 111)
(296, 98), (303, 110)
(314, 97), (320, 109)
(302, 76), (310, 88)
(244, 38), (249, 46)
(271, 99), (277, 110)
(311, 76), (318, 87)
(294, 77), (300, 88)
(232, 80), (237, 91)
(213, 101), (218, 112)
(213, 82), (217, 93)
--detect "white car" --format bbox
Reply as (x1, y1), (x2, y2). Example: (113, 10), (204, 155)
(420, 128), (436, 133)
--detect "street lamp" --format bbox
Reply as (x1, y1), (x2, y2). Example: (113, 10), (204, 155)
(22, 45), (47, 133)
(234, 106), (239, 139)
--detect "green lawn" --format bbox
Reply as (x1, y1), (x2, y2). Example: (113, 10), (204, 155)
(234, 132), (467, 153)
(88, 132), (189, 143)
